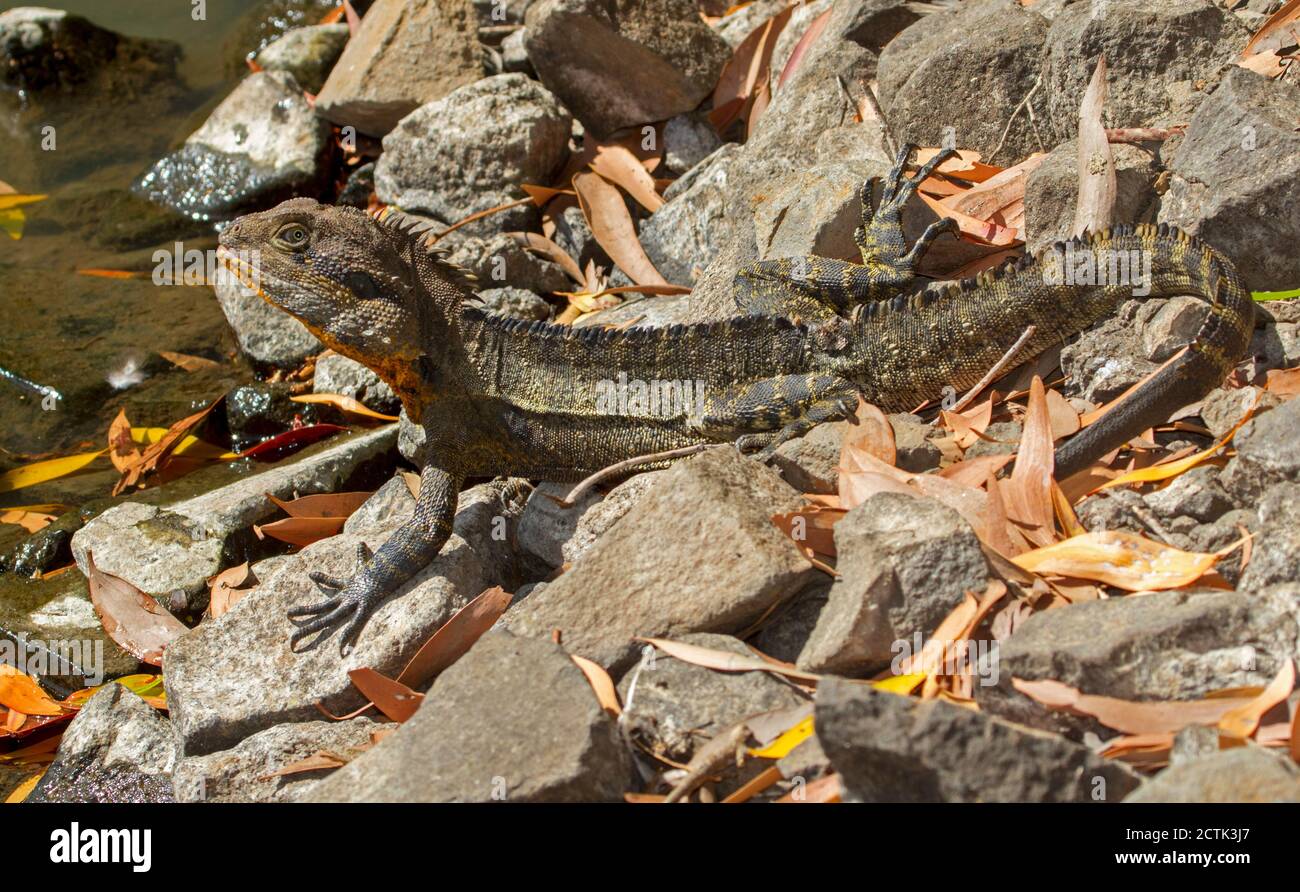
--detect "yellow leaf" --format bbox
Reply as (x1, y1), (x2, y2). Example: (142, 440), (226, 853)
(872, 672), (927, 696)
(1011, 530), (1217, 591)
(749, 715), (814, 759)
(4, 769), (45, 803)
(0, 208), (26, 240)
(0, 193), (47, 211)
(0, 450), (106, 493)
(130, 428), (236, 460)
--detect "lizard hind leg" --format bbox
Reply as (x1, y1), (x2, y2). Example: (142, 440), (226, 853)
(855, 143), (958, 271)
(693, 373), (859, 460)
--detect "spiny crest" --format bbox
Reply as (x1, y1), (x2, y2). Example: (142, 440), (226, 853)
(462, 305), (805, 347)
(374, 206), (481, 296)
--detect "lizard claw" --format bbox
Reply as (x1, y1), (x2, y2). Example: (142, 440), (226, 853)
(286, 541), (377, 654)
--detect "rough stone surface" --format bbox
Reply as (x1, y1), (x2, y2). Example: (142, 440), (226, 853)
(617, 633), (808, 764)
(214, 268), (322, 367)
(253, 22), (350, 93)
(798, 492), (990, 676)
(1161, 67), (1300, 291)
(662, 111), (723, 176)
(172, 717), (381, 803)
(771, 420), (850, 495)
(314, 0), (482, 136)
(475, 286), (553, 321)
(27, 685), (174, 803)
(307, 632), (630, 801)
(638, 143), (740, 286)
(1238, 487), (1300, 592)
(134, 70), (331, 221)
(1220, 394), (1300, 504)
(523, 0), (730, 137)
(1126, 746), (1300, 803)
(313, 351), (400, 414)
(817, 679), (1141, 802)
(504, 448), (812, 672)
(70, 426), (398, 611)
(517, 471), (661, 568)
(977, 587), (1298, 737)
(444, 231), (573, 292)
(375, 74), (572, 230)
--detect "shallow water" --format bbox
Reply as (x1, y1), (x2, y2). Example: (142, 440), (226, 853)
(0, 1), (269, 489)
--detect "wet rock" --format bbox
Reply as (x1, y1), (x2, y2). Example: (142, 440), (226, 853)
(253, 23), (350, 94)
(617, 633), (807, 765)
(752, 579), (832, 665)
(1125, 746), (1300, 803)
(1023, 139), (1159, 256)
(639, 143), (740, 286)
(314, 0), (481, 137)
(0, 572), (140, 688)
(976, 588), (1297, 738)
(1160, 67), (1300, 291)
(70, 426), (399, 613)
(876, 0), (1050, 161)
(817, 679), (1141, 802)
(375, 73), (572, 232)
(27, 685), (174, 803)
(662, 112), (723, 177)
(225, 0), (354, 73)
(1044, 0), (1249, 144)
(213, 265), (323, 368)
(164, 478), (527, 757)
(336, 161), (376, 208)
(474, 286), (553, 321)
(313, 352), (399, 415)
(517, 472), (661, 569)
(307, 632), (630, 801)
(226, 382), (320, 452)
(134, 71), (332, 222)
(771, 420), (849, 495)
(172, 717), (380, 802)
(1220, 397), (1300, 503)
(504, 447), (812, 672)
(6, 510), (79, 577)
(798, 492), (990, 676)
(523, 0), (729, 137)
(444, 231), (572, 293)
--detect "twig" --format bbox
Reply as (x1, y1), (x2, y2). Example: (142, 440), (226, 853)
(558, 444), (713, 507)
(855, 78), (897, 158)
(948, 324), (1037, 415)
(988, 75), (1042, 164)
(429, 197), (531, 243)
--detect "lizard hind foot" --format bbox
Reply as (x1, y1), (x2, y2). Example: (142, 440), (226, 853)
(287, 541), (376, 654)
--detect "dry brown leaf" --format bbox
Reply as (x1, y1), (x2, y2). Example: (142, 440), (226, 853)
(254, 515), (347, 547)
(1218, 659), (1295, 740)
(845, 399), (896, 465)
(571, 654), (621, 717)
(589, 143), (663, 212)
(1045, 388), (1080, 440)
(347, 667), (423, 723)
(506, 230), (584, 282)
(1003, 376), (1056, 547)
(638, 636), (827, 685)
(86, 551), (187, 665)
(1011, 530), (1218, 591)
(208, 561), (255, 618)
(1265, 366), (1300, 397)
(397, 585), (514, 688)
(1242, 0), (1300, 59)
(1013, 677), (1256, 736)
(572, 171), (669, 287)
(158, 350), (220, 372)
(771, 505), (844, 558)
(266, 491), (372, 519)
(263, 750), (349, 778)
(1073, 56), (1116, 236)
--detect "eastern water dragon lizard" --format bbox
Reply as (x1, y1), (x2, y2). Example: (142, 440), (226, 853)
(217, 145), (1254, 653)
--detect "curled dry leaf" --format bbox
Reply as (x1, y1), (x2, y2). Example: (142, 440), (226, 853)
(1218, 659), (1295, 740)
(571, 654), (620, 717)
(506, 230), (584, 282)
(208, 561), (255, 618)
(86, 552), (187, 665)
(589, 143), (663, 213)
(291, 392), (398, 423)
(1012, 677), (1259, 737)
(572, 171), (668, 287)
(1011, 530), (1218, 591)
(1003, 377), (1056, 547)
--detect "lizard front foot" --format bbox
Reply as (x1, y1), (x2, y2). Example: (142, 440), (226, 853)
(288, 542), (385, 655)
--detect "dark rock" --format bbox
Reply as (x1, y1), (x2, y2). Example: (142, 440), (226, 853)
(307, 632), (631, 801)
(226, 382), (320, 452)
(524, 0), (730, 137)
(752, 579), (832, 665)
(336, 161), (376, 209)
(817, 679), (1141, 802)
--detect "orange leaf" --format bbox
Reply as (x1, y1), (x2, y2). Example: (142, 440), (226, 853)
(396, 586), (514, 688)
(572, 171), (669, 287)
(1013, 677), (1259, 736)
(1003, 377), (1056, 546)
(571, 655), (621, 717)
(589, 143), (663, 213)
(254, 515), (347, 547)
(506, 230), (584, 283)
(265, 490), (372, 519)
(208, 562), (254, 619)
(290, 392), (398, 422)
(86, 551), (187, 665)
(158, 350), (221, 372)
(347, 667), (423, 723)
(1011, 530), (1218, 591)
(0, 666), (64, 716)
(1218, 659), (1295, 740)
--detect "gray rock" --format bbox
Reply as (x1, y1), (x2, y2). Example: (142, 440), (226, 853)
(1160, 67), (1300, 291)
(977, 588), (1297, 738)
(27, 685), (174, 803)
(964, 421), (1022, 460)
(375, 74), (572, 231)
(342, 474), (417, 535)
(798, 492), (990, 676)
(570, 292), (697, 329)
(1200, 384), (1265, 438)
(523, 0), (730, 137)
(444, 231), (572, 293)
(817, 679), (1141, 802)
(134, 70), (331, 221)
(715, 0), (788, 48)
(1142, 465), (1232, 523)
(474, 286), (553, 321)
(754, 159), (891, 263)
(617, 633), (807, 764)
(891, 412), (943, 472)
(164, 478), (527, 757)
(1142, 295), (1212, 362)
(771, 420), (850, 495)
(876, 0), (1050, 162)
(314, 0), (481, 137)
(70, 425), (398, 613)
(639, 143), (740, 286)
(1060, 299), (1157, 403)
(172, 717), (381, 802)
(214, 266), (323, 367)
(253, 22), (349, 93)
(313, 351), (399, 414)
(497, 26), (532, 74)
(1220, 397), (1300, 503)
(752, 579), (831, 665)
(1043, 0), (1249, 145)
(1024, 139), (1159, 256)
(1125, 746), (1300, 803)
(504, 447), (812, 672)
(1238, 486), (1300, 591)
(307, 632), (630, 801)
(517, 471), (661, 568)
(662, 112), (723, 177)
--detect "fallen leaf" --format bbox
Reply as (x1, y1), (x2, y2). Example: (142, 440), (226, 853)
(506, 230), (584, 282)
(86, 552), (187, 665)
(0, 666), (64, 716)
(1073, 56), (1115, 236)
(572, 171), (669, 287)
(1218, 659), (1295, 740)
(208, 562), (255, 618)
(347, 667), (423, 723)
(396, 585), (514, 688)
(0, 508), (58, 532)
(1013, 677), (1258, 736)
(291, 393), (398, 423)
(1241, 0), (1300, 60)
(158, 350), (221, 372)
(254, 515), (347, 547)
(589, 143), (663, 212)
(775, 773), (840, 803)
(1003, 377), (1057, 546)
(774, 7), (832, 91)
(572, 654), (620, 717)
(1011, 530), (1218, 591)
(266, 491), (372, 519)
(0, 450), (105, 493)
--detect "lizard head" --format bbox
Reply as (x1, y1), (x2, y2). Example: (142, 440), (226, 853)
(217, 198), (432, 367)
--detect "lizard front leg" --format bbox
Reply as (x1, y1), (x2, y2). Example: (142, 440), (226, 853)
(690, 373), (859, 459)
(288, 464), (461, 655)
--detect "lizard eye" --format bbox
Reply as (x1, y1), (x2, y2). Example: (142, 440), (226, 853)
(275, 223), (310, 250)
